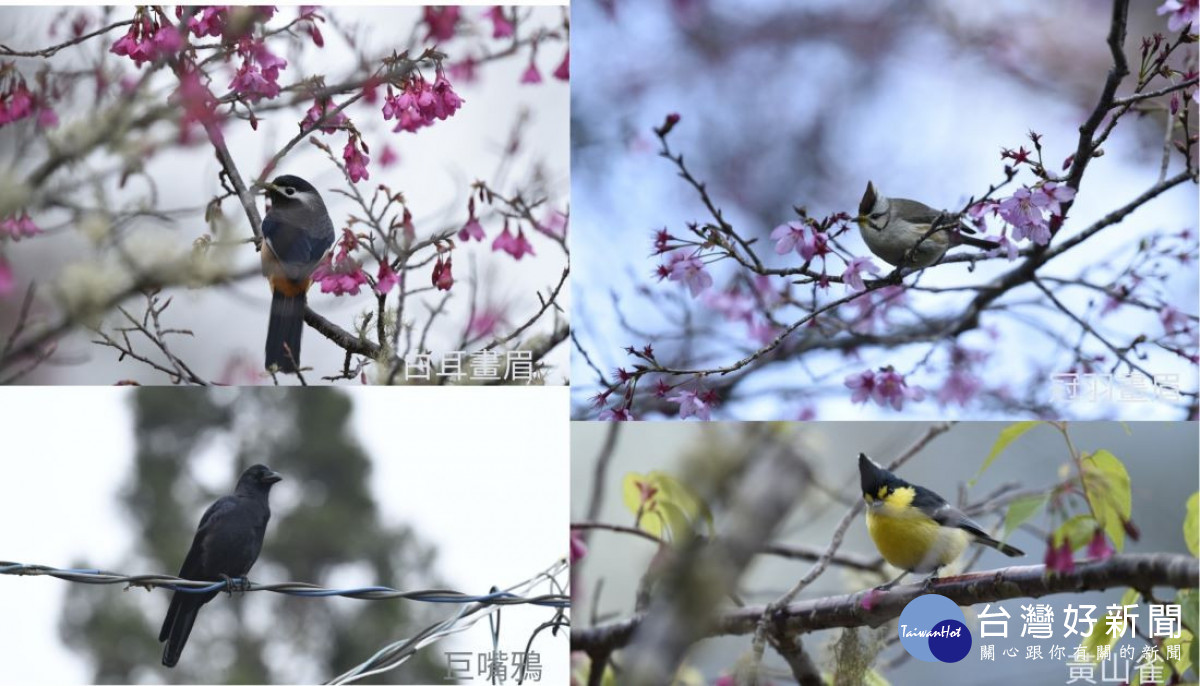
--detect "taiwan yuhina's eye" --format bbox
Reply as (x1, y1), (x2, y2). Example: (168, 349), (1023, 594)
(284, 187), (296, 196)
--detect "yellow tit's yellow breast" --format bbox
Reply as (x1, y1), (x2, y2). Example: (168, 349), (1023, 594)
(865, 487), (968, 573)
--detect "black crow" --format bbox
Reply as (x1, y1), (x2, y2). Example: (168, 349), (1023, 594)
(159, 464), (282, 668)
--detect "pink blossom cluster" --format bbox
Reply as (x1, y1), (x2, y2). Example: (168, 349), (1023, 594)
(381, 73), (464, 133)
(656, 251), (712, 298)
(666, 386), (718, 420)
(1157, 0), (1199, 34)
(973, 181), (1075, 247)
(845, 366), (926, 411)
(0, 213), (40, 241)
(770, 220), (830, 261)
(0, 78), (56, 128)
(312, 229), (368, 295)
(374, 262), (398, 295)
(342, 135), (370, 183)
(180, 6), (276, 40)
(422, 7), (461, 42)
(1043, 529), (1113, 574)
(484, 6), (513, 39)
(458, 198), (486, 242)
(432, 254), (454, 291)
(229, 36), (287, 102)
(302, 97), (347, 134)
(110, 14), (182, 67)
(841, 255), (880, 291)
(492, 224), (535, 260)
(175, 65), (223, 144)
(702, 275), (782, 346)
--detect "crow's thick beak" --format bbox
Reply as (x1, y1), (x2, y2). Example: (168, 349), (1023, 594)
(262, 469), (283, 484)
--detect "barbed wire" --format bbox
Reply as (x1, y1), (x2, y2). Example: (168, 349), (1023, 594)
(328, 559), (570, 685)
(0, 560), (570, 608)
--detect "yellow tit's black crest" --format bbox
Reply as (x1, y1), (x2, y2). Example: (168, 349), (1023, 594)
(858, 182), (878, 217)
(859, 452), (906, 502)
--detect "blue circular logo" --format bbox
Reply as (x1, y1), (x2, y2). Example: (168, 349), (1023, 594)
(897, 594), (972, 663)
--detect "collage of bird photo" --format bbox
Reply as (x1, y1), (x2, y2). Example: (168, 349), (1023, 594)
(0, 2), (1196, 686)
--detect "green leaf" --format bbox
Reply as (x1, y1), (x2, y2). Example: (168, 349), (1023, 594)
(1180, 589), (1199, 671)
(1004, 494), (1048, 538)
(1054, 514), (1097, 550)
(1186, 492), (1199, 557)
(973, 421), (1041, 485)
(1081, 450), (1133, 550)
(1079, 589), (1141, 663)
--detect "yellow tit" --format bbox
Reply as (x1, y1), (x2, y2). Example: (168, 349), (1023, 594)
(858, 453), (1023, 590)
(855, 181), (999, 268)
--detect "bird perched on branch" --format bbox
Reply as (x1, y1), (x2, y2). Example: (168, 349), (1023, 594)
(858, 453), (1022, 590)
(259, 175), (335, 373)
(855, 181), (998, 268)
(159, 464), (282, 668)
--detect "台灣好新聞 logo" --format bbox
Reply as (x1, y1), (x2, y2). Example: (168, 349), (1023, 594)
(897, 594), (972, 663)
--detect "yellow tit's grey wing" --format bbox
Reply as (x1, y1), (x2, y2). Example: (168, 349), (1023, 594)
(887, 198), (946, 226)
(916, 486), (1024, 558)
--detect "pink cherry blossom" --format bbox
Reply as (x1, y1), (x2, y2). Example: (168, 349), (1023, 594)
(845, 369), (877, 404)
(997, 187), (1051, 245)
(458, 217), (486, 242)
(598, 405), (632, 421)
(302, 97), (347, 133)
(846, 367), (924, 411)
(492, 226), (536, 260)
(485, 6), (514, 38)
(343, 137), (370, 183)
(662, 252), (712, 297)
(570, 529), (588, 563)
(432, 255), (454, 291)
(1, 213), (40, 241)
(378, 145), (398, 167)
(422, 7), (460, 42)
(841, 255), (880, 291)
(374, 262), (398, 295)
(186, 6), (227, 38)
(468, 306), (507, 339)
(176, 66), (223, 144)
(1158, 0), (1199, 33)
(520, 61), (542, 85)
(1086, 529), (1113, 561)
(666, 387), (715, 420)
(536, 209), (568, 239)
(873, 367), (925, 410)
(312, 257), (369, 296)
(770, 220), (826, 260)
(553, 49), (569, 80)
(1044, 537), (1074, 574)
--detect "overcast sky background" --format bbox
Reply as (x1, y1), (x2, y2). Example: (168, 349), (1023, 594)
(0, 386), (569, 684)
(0, 4), (570, 385)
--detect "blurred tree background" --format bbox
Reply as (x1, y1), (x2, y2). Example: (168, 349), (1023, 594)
(57, 387), (443, 684)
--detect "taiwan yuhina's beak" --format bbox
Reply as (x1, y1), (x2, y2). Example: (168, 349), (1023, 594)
(253, 181), (281, 195)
